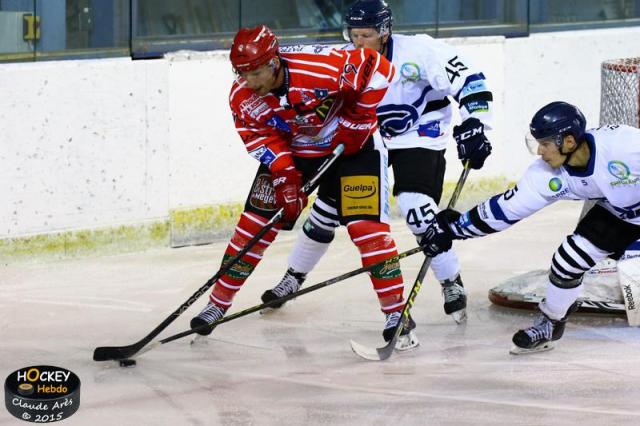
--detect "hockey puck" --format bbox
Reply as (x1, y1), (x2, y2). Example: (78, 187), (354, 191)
(5, 365), (81, 422)
(118, 359), (137, 368)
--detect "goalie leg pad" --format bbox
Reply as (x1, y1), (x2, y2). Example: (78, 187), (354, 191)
(347, 220), (404, 313)
(618, 258), (640, 326)
(210, 211), (279, 308)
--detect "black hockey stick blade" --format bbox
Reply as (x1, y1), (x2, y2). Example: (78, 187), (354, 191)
(350, 163), (471, 361)
(94, 344), (141, 362)
(93, 145), (344, 362)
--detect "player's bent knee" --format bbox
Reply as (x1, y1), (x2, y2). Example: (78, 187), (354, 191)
(302, 218), (335, 243)
(347, 221), (392, 248)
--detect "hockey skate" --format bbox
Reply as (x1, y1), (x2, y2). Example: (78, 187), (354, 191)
(383, 311), (419, 352)
(510, 301), (579, 355)
(441, 275), (467, 324)
(190, 302), (226, 338)
(260, 268), (306, 313)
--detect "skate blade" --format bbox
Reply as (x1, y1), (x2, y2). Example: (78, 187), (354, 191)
(394, 332), (420, 352)
(451, 309), (467, 324)
(509, 341), (555, 355)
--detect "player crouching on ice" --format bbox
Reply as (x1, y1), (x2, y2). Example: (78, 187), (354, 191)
(418, 101), (640, 354)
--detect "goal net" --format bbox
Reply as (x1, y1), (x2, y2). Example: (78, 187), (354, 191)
(600, 57), (640, 128)
(489, 57), (640, 320)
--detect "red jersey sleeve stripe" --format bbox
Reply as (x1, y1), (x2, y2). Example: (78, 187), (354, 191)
(285, 57), (340, 73)
(289, 68), (337, 82)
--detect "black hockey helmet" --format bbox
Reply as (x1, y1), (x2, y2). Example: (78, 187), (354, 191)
(343, 0), (393, 40)
(526, 101), (586, 153)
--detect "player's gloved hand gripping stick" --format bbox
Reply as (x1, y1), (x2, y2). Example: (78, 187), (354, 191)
(93, 144), (345, 362)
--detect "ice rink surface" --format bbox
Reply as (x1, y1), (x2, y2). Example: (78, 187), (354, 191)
(1, 201), (639, 425)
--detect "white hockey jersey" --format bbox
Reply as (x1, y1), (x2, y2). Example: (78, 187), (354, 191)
(347, 33), (493, 151)
(452, 125), (640, 240)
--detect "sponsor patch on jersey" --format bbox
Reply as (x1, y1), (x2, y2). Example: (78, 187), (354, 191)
(249, 146), (276, 166)
(548, 177), (563, 192)
(300, 92), (313, 103)
(458, 212), (472, 228)
(464, 100), (489, 114)
(460, 79), (488, 98)
(240, 94), (270, 119)
(478, 202), (490, 220)
(417, 121), (441, 138)
(609, 160), (630, 180)
(314, 96), (336, 120)
(259, 148), (276, 166)
(280, 44), (332, 55)
(249, 173), (277, 211)
(314, 88), (329, 99)
(266, 114), (292, 133)
(400, 62), (420, 83)
(608, 160), (639, 186)
(340, 175), (379, 217)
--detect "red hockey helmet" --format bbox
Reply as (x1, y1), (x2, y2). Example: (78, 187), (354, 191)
(230, 25), (279, 73)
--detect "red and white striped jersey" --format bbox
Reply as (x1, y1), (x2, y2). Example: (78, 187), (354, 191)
(228, 45), (395, 173)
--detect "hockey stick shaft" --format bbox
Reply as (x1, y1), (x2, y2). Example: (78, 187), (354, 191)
(143, 246), (424, 348)
(351, 162), (471, 360)
(93, 144), (344, 361)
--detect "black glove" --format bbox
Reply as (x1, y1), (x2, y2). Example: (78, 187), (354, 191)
(419, 209), (462, 257)
(453, 117), (492, 169)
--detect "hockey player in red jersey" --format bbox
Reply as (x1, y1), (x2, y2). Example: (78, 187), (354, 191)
(191, 25), (417, 349)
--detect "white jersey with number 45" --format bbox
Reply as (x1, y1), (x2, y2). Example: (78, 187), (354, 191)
(345, 33), (494, 151)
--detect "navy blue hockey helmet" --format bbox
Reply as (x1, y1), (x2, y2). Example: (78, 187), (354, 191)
(344, 0), (393, 39)
(529, 101), (586, 147)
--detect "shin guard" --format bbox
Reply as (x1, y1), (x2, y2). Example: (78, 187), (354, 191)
(210, 212), (279, 309)
(347, 220), (404, 313)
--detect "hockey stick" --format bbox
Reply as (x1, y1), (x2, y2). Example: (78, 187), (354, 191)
(131, 246), (425, 357)
(93, 144), (345, 362)
(350, 162), (472, 361)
